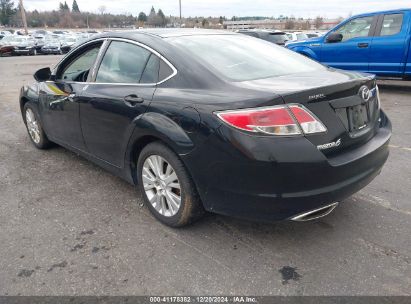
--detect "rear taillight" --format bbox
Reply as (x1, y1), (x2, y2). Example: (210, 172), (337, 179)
(216, 104), (326, 136)
(288, 105), (327, 134)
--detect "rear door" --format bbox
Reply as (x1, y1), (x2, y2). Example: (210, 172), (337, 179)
(369, 12), (409, 76)
(79, 39), (160, 167)
(320, 15), (378, 72)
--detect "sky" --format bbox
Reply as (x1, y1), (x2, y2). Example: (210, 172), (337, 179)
(22, 0), (411, 18)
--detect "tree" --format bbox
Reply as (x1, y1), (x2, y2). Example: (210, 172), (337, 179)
(98, 5), (106, 15)
(137, 11), (147, 22)
(0, 0), (16, 25)
(157, 9), (166, 26)
(59, 1), (69, 12)
(147, 6), (160, 27)
(285, 19), (295, 30)
(201, 18), (208, 28)
(314, 16), (324, 30)
(149, 6), (155, 17)
(72, 0), (80, 13)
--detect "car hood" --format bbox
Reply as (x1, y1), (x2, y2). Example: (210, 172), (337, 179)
(235, 68), (372, 95)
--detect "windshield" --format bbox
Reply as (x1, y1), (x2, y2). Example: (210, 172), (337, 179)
(267, 33), (288, 44)
(167, 34), (324, 81)
(296, 33), (308, 40)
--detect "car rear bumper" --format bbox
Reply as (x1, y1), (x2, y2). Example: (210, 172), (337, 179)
(182, 111), (391, 222)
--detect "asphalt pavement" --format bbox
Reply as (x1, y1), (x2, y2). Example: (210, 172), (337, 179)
(0, 55), (410, 295)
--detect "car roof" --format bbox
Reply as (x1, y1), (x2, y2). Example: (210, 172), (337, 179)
(98, 28), (235, 39)
(350, 8), (411, 18)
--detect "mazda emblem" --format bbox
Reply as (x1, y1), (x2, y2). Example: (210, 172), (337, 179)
(359, 86), (371, 101)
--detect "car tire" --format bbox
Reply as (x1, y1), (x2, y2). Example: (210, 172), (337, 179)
(23, 103), (52, 149)
(137, 142), (205, 227)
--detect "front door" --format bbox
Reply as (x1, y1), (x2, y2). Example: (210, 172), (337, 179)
(79, 40), (160, 167)
(39, 42), (103, 151)
(321, 15), (378, 72)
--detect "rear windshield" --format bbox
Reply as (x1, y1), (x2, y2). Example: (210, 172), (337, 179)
(167, 34), (324, 81)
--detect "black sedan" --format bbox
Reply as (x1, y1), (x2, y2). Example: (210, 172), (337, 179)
(19, 29), (391, 227)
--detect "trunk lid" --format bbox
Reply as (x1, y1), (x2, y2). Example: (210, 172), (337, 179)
(240, 69), (380, 156)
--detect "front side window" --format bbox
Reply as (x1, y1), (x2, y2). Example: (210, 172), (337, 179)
(334, 16), (374, 42)
(380, 14), (403, 36)
(95, 41), (155, 84)
(59, 45), (101, 82)
(168, 34), (324, 82)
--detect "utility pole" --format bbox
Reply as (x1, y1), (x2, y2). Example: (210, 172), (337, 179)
(179, 0), (182, 27)
(19, 0), (28, 35)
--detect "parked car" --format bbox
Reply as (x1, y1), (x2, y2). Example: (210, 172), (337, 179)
(60, 36), (80, 53)
(32, 35), (47, 53)
(10, 36), (37, 55)
(20, 29), (391, 227)
(41, 38), (64, 55)
(0, 30), (12, 39)
(286, 9), (411, 80)
(0, 35), (14, 56)
(238, 29), (289, 45)
(32, 29), (50, 36)
(286, 32), (308, 41)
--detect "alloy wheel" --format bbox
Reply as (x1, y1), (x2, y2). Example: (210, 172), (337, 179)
(25, 108), (41, 144)
(142, 155), (181, 217)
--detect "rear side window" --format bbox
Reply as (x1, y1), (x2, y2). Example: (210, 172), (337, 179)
(380, 14), (403, 36)
(140, 54), (160, 84)
(335, 16), (374, 41)
(159, 60), (174, 82)
(95, 41), (152, 84)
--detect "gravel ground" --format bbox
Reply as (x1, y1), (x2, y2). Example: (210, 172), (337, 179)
(0, 55), (410, 296)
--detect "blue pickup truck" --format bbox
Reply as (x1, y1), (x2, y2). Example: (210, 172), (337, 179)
(286, 9), (411, 80)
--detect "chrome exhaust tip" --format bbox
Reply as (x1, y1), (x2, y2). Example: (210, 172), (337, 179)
(290, 202), (339, 222)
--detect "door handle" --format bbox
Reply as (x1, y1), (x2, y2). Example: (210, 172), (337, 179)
(124, 94), (144, 106)
(357, 43), (369, 48)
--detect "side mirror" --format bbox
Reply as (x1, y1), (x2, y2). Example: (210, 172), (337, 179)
(326, 32), (343, 43)
(33, 67), (51, 82)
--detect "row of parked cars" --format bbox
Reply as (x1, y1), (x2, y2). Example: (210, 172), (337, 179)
(0, 30), (98, 56)
(237, 29), (323, 46)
